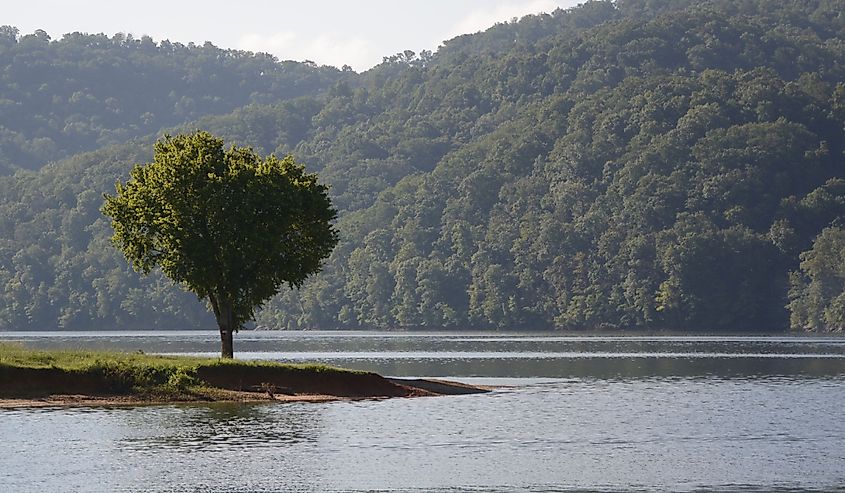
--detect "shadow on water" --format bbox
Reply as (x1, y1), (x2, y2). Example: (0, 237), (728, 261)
(118, 402), (323, 453)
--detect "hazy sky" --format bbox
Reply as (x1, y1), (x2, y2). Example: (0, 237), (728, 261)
(5, 0), (583, 70)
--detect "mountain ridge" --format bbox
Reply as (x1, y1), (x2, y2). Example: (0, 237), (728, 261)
(2, 0), (844, 331)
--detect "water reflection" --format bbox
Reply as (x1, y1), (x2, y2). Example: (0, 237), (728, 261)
(308, 377), (845, 492)
(237, 354), (845, 380)
(119, 402), (322, 453)
(5, 331), (845, 356)
(2, 330), (845, 491)
(0, 402), (332, 492)
(4, 331), (844, 380)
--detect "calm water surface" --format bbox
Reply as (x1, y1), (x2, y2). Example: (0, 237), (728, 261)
(2, 331), (845, 492)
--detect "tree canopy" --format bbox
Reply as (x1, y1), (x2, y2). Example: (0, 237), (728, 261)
(0, 28), (344, 174)
(2, 0), (845, 332)
(102, 132), (337, 355)
(789, 227), (845, 331)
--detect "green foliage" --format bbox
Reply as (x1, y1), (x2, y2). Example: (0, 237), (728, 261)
(0, 343), (351, 373)
(2, 0), (845, 332)
(0, 28), (344, 174)
(0, 343), (201, 393)
(165, 367), (201, 390)
(0, 343), (357, 396)
(788, 228), (845, 331)
(102, 132), (338, 350)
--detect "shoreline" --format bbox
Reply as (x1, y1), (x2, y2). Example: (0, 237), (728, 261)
(0, 344), (491, 408)
(0, 377), (491, 409)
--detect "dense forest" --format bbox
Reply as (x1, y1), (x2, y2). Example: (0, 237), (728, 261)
(0, 27), (344, 174)
(1, 0), (844, 332)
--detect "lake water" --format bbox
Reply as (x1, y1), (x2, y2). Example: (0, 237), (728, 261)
(2, 331), (845, 492)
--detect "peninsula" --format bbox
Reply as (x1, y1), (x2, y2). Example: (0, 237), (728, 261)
(0, 344), (488, 408)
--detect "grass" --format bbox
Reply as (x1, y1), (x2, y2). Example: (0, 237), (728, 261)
(0, 342), (352, 372)
(0, 343), (362, 401)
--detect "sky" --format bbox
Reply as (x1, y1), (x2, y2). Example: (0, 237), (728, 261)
(5, 0), (584, 70)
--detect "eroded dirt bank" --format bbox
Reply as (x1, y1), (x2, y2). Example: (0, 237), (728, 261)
(0, 365), (490, 408)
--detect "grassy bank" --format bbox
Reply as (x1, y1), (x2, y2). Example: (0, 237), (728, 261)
(0, 343), (431, 405)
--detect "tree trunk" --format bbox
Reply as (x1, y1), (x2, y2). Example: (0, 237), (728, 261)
(211, 294), (235, 359)
(220, 327), (234, 359)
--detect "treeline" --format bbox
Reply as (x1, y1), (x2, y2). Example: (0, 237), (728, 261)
(1, 0), (844, 332)
(0, 26), (344, 174)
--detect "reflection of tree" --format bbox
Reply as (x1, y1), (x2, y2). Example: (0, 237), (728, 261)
(119, 403), (324, 452)
(106, 403), (332, 491)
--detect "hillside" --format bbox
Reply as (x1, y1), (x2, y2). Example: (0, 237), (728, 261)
(1, 0), (845, 332)
(0, 27), (344, 174)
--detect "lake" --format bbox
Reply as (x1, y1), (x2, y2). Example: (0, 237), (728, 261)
(2, 331), (844, 492)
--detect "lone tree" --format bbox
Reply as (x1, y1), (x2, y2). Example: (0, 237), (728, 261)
(102, 131), (338, 357)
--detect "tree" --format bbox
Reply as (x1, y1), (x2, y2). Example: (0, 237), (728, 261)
(102, 131), (338, 357)
(788, 227), (845, 332)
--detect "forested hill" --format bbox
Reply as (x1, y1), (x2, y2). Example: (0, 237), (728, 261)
(0, 27), (344, 173)
(2, 0), (845, 332)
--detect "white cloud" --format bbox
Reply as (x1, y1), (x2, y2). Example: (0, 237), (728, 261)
(301, 34), (377, 70)
(238, 31), (297, 55)
(238, 31), (378, 70)
(445, 0), (574, 40)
